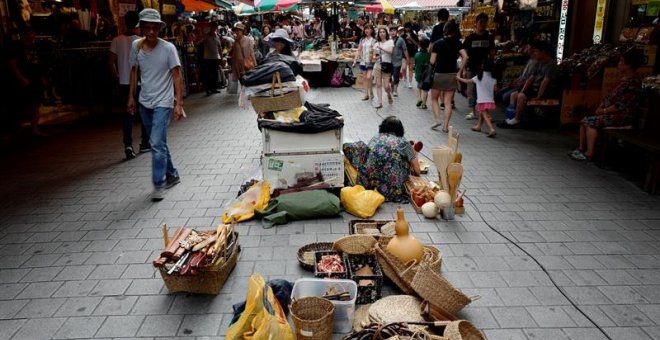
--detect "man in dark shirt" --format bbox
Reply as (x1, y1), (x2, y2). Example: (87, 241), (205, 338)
(462, 12), (495, 119)
(430, 8), (449, 44)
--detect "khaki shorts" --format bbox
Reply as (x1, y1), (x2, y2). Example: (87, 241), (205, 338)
(432, 73), (457, 91)
(373, 66), (391, 79)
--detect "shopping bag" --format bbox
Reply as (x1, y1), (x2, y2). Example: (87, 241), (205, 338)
(222, 181), (271, 223)
(340, 185), (385, 218)
(226, 273), (295, 340)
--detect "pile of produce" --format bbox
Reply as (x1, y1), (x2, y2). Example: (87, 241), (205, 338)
(559, 44), (632, 78)
(317, 254), (345, 273)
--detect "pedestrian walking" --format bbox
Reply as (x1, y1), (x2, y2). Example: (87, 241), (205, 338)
(353, 24), (376, 102)
(128, 8), (183, 201)
(202, 22), (222, 96)
(456, 59), (497, 138)
(372, 27), (394, 109)
(462, 13), (495, 120)
(109, 10), (150, 160)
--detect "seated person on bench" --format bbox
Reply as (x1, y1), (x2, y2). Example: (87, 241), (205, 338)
(570, 48), (644, 161)
(503, 40), (558, 127)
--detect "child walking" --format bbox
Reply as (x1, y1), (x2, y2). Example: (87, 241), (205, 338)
(414, 38), (431, 110)
(456, 61), (497, 138)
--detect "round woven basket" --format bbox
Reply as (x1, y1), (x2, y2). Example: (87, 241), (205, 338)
(332, 235), (377, 254)
(297, 242), (334, 271)
(291, 297), (335, 340)
(438, 320), (485, 340)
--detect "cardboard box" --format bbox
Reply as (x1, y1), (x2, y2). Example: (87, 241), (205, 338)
(262, 126), (343, 154)
(561, 90), (602, 125)
(262, 152), (344, 189)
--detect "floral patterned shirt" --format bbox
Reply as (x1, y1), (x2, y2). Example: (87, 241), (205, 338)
(360, 133), (416, 202)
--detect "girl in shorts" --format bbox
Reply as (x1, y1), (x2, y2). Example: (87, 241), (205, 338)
(353, 24), (376, 101)
(456, 60), (497, 138)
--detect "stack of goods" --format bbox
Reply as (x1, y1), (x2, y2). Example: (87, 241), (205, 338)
(153, 224), (238, 294)
(424, 127), (464, 219)
(643, 75), (660, 91)
(559, 44), (632, 78)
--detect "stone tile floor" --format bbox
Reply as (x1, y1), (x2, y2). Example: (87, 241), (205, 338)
(0, 84), (659, 340)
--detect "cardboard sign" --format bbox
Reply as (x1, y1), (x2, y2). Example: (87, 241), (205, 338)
(561, 90), (602, 125)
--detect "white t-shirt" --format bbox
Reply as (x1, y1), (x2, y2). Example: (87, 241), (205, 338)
(110, 34), (140, 85)
(130, 38), (181, 109)
(374, 39), (394, 63)
(472, 71), (496, 104)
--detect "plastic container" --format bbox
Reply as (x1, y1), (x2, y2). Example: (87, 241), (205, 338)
(291, 278), (357, 334)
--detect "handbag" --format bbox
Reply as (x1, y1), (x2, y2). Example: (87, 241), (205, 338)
(236, 37), (255, 73)
(421, 64), (434, 91)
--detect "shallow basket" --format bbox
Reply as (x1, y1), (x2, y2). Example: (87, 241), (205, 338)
(291, 297), (335, 340)
(332, 235), (377, 255)
(159, 232), (239, 295)
(411, 262), (478, 316)
(250, 88), (302, 114)
(297, 242), (334, 271)
(373, 236), (441, 295)
(348, 219), (395, 238)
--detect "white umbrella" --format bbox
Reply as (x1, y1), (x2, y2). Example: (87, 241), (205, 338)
(397, 1), (423, 11)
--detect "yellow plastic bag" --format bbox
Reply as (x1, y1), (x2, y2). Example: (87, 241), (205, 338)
(226, 273), (294, 340)
(223, 181), (271, 223)
(340, 185), (385, 218)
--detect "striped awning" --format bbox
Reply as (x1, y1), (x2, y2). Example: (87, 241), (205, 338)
(389, 0), (459, 9)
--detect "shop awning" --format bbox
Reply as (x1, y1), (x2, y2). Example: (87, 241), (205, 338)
(365, 0), (395, 14)
(180, 0), (219, 12)
(389, 0), (458, 10)
(234, 0), (300, 12)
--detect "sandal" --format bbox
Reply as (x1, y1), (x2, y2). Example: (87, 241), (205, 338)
(362, 96), (370, 101)
(441, 127), (449, 133)
(374, 103), (383, 109)
(569, 150), (590, 161)
(430, 123), (442, 130)
(471, 127), (481, 132)
(387, 94), (393, 105)
(420, 104), (427, 110)
(487, 131), (497, 138)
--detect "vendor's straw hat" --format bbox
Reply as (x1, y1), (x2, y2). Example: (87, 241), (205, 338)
(233, 22), (246, 31)
(266, 28), (294, 43)
(137, 8), (165, 28)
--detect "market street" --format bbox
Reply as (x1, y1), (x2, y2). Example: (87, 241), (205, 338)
(1, 86), (660, 340)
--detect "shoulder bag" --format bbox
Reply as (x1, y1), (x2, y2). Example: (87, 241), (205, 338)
(237, 37), (255, 73)
(378, 42), (394, 74)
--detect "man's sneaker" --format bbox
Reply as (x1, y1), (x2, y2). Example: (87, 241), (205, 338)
(416, 100), (422, 107)
(506, 118), (520, 125)
(465, 112), (476, 120)
(125, 147), (136, 160)
(150, 187), (165, 202)
(139, 144), (151, 153)
(166, 176), (181, 189)
(393, 91), (398, 97)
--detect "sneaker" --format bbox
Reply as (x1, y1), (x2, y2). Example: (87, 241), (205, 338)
(420, 104), (427, 110)
(407, 82), (413, 89)
(125, 147), (136, 160)
(506, 118), (520, 125)
(570, 150), (588, 161)
(465, 112), (476, 120)
(166, 176), (181, 189)
(416, 100), (422, 107)
(441, 103), (445, 109)
(393, 91), (398, 97)
(150, 187), (165, 202)
(568, 149), (583, 157)
(139, 144), (151, 153)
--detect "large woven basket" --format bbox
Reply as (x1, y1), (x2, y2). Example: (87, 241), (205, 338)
(159, 232), (239, 295)
(250, 72), (302, 114)
(333, 235), (377, 254)
(410, 262), (477, 316)
(374, 237), (441, 294)
(291, 297), (335, 340)
(435, 320), (485, 340)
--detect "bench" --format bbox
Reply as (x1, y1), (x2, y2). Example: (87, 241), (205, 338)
(601, 129), (660, 194)
(525, 99), (561, 127)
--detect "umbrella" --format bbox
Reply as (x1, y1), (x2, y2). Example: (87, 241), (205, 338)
(365, 0), (395, 14)
(180, 0), (218, 12)
(397, 1), (422, 11)
(254, 0), (301, 11)
(233, 3), (256, 15)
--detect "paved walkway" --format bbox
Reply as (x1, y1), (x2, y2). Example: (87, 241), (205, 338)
(0, 84), (659, 340)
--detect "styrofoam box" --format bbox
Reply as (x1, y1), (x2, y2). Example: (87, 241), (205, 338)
(291, 278), (357, 334)
(262, 126), (343, 154)
(262, 152), (344, 189)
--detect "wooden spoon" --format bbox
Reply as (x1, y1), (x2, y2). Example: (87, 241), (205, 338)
(447, 163), (464, 203)
(432, 146), (450, 191)
(454, 151), (462, 163)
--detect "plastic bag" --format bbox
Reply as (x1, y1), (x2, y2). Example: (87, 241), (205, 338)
(223, 181), (271, 223)
(340, 185), (385, 218)
(226, 273), (295, 340)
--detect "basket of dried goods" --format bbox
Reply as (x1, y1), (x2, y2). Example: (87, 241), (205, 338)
(297, 242), (334, 271)
(315, 251), (348, 279)
(153, 224), (239, 294)
(291, 297), (335, 340)
(405, 177), (441, 213)
(345, 254), (383, 304)
(348, 219), (396, 238)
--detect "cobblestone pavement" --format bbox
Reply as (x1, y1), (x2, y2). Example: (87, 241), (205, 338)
(1, 84), (660, 340)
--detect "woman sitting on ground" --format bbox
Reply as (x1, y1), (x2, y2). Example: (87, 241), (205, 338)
(344, 116), (421, 202)
(570, 48), (644, 161)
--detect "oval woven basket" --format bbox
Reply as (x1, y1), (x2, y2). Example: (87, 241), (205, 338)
(291, 297), (335, 340)
(297, 242), (334, 271)
(332, 235), (377, 254)
(373, 237), (442, 294)
(436, 320), (485, 340)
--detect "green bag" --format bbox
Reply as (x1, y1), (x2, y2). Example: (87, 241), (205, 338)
(257, 190), (341, 228)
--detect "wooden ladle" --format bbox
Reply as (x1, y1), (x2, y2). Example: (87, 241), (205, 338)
(432, 146), (450, 190)
(447, 163), (464, 203)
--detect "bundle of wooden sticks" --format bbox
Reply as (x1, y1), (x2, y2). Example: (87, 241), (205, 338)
(152, 224), (236, 276)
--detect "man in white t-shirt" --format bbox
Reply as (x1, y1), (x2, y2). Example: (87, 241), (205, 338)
(128, 9), (184, 201)
(109, 11), (150, 160)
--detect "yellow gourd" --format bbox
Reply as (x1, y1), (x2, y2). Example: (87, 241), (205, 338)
(386, 207), (424, 263)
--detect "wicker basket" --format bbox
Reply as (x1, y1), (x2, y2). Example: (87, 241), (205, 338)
(435, 320), (485, 340)
(410, 263), (478, 316)
(374, 237), (442, 295)
(159, 232), (239, 295)
(348, 219), (395, 238)
(250, 72), (302, 114)
(333, 235), (377, 255)
(291, 297), (335, 340)
(297, 242), (334, 271)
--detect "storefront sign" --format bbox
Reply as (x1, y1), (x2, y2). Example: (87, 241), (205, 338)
(631, 0), (649, 5)
(556, 0), (570, 63)
(592, 0), (607, 44)
(535, 1), (557, 21)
